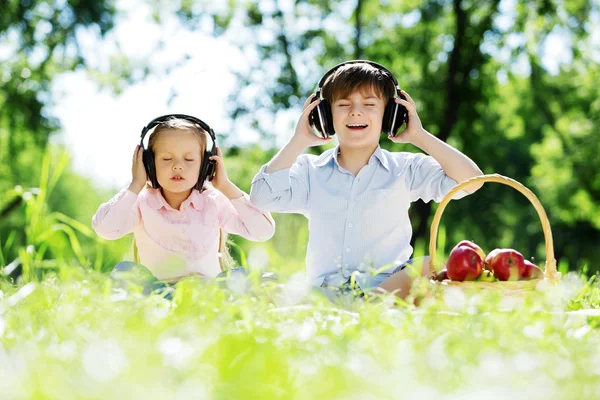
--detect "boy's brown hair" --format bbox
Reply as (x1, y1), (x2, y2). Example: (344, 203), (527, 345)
(322, 62), (396, 104)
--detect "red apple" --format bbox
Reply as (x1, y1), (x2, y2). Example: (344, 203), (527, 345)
(446, 246), (483, 281)
(453, 240), (486, 261)
(484, 248), (501, 271)
(489, 249), (525, 281)
(521, 259), (544, 280)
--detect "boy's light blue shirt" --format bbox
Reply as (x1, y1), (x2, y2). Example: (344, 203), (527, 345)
(250, 145), (468, 287)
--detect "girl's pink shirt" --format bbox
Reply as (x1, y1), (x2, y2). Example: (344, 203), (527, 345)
(92, 187), (275, 280)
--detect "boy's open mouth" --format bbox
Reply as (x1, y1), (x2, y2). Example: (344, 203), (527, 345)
(170, 175), (185, 181)
(346, 123), (368, 131)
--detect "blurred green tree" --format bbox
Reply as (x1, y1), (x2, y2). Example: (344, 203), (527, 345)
(173, 0), (599, 272)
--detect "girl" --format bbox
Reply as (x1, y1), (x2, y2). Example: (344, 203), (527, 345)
(92, 115), (275, 288)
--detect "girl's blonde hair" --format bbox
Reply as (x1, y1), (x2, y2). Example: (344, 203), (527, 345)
(134, 117), (234, 272)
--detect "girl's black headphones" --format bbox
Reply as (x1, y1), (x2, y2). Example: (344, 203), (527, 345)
(140, 114), (217, 191)
(309, 60), (408, 138)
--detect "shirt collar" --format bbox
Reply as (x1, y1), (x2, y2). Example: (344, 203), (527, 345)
(182, 189), (205, 211)
(314, 148), (337, 168)
(371, 146), (390, 171)
(143, 188), (204, 211)
(314, 145), (389, 171)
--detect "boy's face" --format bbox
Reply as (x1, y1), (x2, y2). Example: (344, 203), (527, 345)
(331, 88), (386, 149)
(153, 129), (202, 194)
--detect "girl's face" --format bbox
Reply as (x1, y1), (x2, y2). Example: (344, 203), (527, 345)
(152, 129), (203, 194)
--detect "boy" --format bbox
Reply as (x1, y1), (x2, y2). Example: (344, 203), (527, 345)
(250, 61), (483, 298)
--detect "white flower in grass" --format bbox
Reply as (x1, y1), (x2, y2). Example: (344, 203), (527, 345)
(522, 322), (545, 339)
(297, 319), (317, 342)
(247, 247), (269, 272)
(498, 294), (524, 312)
(174, 380), (211, 400)
(511, 352), (541, 373)
(551, 358), (574, 379)
(427, 332), (450, 371)
(478, 351), (506, 380)
(225, 269), (249, 294)
(158, 337), (195, 369)
(443, 287), (466, 311)
(276, 272), (311, 306)
(82, 340), (127, 382)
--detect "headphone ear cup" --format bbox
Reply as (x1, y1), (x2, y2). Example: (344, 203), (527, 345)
(382, 100), (395, 136)
(383, 98), (408, 137)
(395, 92), (409, 134)
(196, 150), (216, 191)
(321, 99), (335, 136)
(206, 159), (217, 181)
(393, 102), (408, 136)
(142, 149), (159, 188)
(309, 96), (329, 138)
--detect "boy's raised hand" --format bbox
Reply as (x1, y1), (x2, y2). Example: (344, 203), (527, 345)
(129, 145), (147, 194)
(291, 94), (332, 149)
(388, 90), (425, 144)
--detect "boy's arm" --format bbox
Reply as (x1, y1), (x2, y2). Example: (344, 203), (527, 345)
(250, 95), (332, 212)
(265, 94), (332, 173)
(249, 154), (312, 213)
(410, 131), (483, 193)
(390, 90), (483, 193)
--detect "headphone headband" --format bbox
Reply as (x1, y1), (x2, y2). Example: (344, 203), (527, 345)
(140, 113), (216, 153)
(316, 60), (400, 96)
(140, 113), (218, 190)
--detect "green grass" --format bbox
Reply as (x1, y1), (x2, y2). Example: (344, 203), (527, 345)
(1, 268), (599, 399)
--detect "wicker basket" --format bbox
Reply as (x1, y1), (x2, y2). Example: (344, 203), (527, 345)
(428, 174), (561, 293)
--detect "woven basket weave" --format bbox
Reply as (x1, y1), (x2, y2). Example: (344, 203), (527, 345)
(428, 174), (561, 292)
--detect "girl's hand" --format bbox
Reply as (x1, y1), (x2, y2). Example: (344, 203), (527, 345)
(290, 94), (333, 150)
(388, 90), (425, 144)
(208, 146), (230, 193)
(129, 145), (147, 194)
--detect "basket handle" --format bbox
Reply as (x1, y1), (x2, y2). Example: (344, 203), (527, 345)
(428, 174), (558, 281)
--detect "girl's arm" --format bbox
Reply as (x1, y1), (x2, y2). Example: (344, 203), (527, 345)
(208, 148), (275, 241)
(92, 145), (146, 240)
(214, 190), (275, 242)
(92, 188), (141, 240)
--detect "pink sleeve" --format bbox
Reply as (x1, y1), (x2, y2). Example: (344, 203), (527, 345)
(91, 189), (140, 240)
(215, 192), (275, 242)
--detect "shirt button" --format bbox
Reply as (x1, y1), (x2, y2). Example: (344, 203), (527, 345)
(346, 248), (351, 253)
(348, 223), (353, 228)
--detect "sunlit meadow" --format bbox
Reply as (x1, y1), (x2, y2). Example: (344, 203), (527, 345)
(1, 265), (600, 399)
(0, 153), (599, 399)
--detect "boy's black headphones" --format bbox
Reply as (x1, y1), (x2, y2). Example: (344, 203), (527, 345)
(140, 114), (217, 191)
(309, 60), (408, 138)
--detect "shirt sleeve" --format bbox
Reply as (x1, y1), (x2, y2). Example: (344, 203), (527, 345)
(404, 153), (470, 203)
(249, 155), (311, 214)
(215, 191), (275, 242)
(91, 189), (140, 240)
